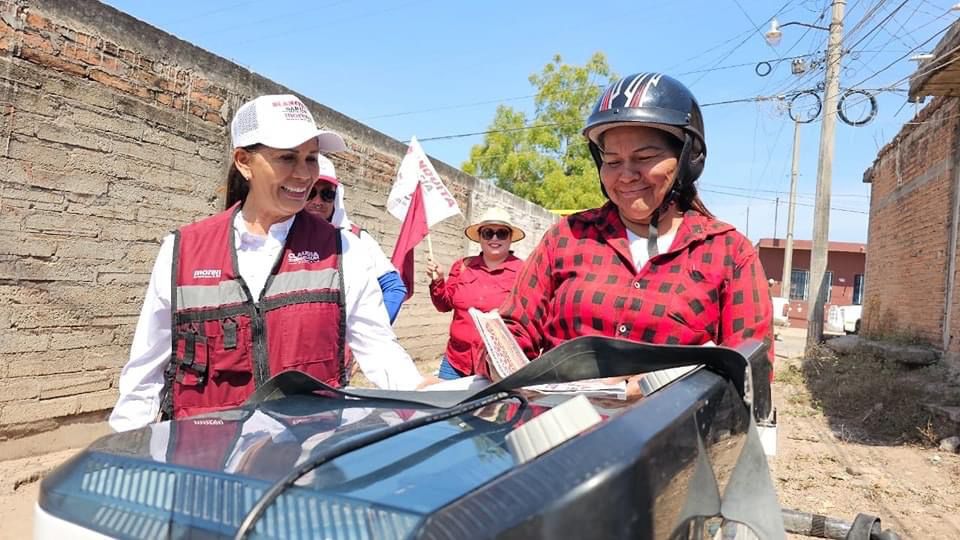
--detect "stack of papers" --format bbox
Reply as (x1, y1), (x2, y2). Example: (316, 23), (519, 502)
(528, 380), (628, 400)
(468, 308), (530, 377)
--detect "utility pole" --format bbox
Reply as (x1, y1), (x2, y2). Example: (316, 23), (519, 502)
(746, 205), (750, 239)
(774, 197), (779, 240)
(806, 0), (845, 352)
(781, 120), (801, 301)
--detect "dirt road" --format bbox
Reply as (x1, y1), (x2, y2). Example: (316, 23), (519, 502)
(773, 328), (960, 539)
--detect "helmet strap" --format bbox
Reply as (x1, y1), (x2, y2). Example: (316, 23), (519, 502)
(647, 209), (660, 259)
(661, 132), (694, 212)
(588, 142), (610, 199)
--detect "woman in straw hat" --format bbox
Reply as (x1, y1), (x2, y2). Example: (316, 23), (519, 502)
(426, 207), (526, 379)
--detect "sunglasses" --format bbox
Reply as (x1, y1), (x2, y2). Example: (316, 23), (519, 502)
(308, 187), (337, 203)
(480, 228), (511, 241)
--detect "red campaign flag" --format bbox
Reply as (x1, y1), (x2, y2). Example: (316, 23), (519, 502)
(390, 182), (429, 300)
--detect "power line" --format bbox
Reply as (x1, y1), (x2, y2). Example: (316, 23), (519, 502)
(846, 23), (956, 89)
(747, 103), (791, 207)
(179, 0), (353, 39)
(872, 4), (924, 49)
(837, 10), (956, 92)
(700, 188), (870, 214)
(780, 0), (902, 95)
(415, 122), (568, 143)
(839, 0), (932, 82)
(774, 0), (923, 97)
(843, 0), (893, 46)
(730, 0), (788, 59)
(703, 182), (870, 198)
(412, 74), (907, 145)
(363, 94), (538, 120)
(690, 0), (800, 86)
(406, 18), (960, 147)
(845, 0), (909, 52)
(364, 52), (828, 122)
(412, 92), (789, 142)
(158, 0), (262, 26)
(233, 0), (426, 47)
(766, 0), (832, 96)
(778, 18), (959, 116)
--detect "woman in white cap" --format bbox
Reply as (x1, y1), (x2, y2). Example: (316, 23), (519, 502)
(425, 207), (525, 379)
(304, 156), (407, 324)
(110, 94), (429, 432)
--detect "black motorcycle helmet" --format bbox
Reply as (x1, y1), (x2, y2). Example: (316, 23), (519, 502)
(583, 73), (707, 214)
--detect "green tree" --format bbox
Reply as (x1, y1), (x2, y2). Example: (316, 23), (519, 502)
(462, 53), (615, 210)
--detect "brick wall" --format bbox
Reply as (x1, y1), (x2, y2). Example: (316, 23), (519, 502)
(862, 96), (960, 348)
(0, 0), (557, 437)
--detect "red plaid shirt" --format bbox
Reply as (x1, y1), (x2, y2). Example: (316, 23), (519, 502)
(498, 202), (774, 369)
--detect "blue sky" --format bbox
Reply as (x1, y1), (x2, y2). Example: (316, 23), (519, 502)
(103, 0), (959, 243)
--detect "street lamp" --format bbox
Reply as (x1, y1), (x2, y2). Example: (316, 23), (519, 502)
(764, 18), (830, 46)
(765, 2), (846, 353)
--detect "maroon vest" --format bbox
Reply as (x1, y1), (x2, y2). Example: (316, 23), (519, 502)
(163, 205), (347, 419)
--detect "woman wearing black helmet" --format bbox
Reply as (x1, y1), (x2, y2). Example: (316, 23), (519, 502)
(489, 73), (774, 396)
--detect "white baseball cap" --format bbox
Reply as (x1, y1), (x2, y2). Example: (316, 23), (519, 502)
(230, 94), (347, 152)
(316, 154), (338, 186)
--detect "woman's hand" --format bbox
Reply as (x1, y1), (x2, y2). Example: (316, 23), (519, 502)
(623, 374), (645, 399)
(479, 350), (504, 382)
(602, 375), (644, 400)
(425, 260), (444, 283)
(416, 375), (442, 389)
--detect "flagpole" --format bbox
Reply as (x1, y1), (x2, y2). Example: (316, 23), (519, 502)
(388, 136), (461, 294)
(426, 232), (435, 260)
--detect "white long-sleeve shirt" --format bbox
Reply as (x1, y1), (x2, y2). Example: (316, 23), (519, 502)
(109, 212), (423, 432)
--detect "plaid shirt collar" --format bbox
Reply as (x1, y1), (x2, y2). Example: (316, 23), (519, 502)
(571, 202), (736, 270)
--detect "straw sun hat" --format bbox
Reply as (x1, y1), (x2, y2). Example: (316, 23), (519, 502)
(464, 207), (526, 243)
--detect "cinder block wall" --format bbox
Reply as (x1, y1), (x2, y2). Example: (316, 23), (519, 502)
(0, 0), (557, 437)
(861, 96), (960, 352)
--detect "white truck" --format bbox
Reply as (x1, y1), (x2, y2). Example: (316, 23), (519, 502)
(772, 297), (791, 327)
(827, 304), (862, 334)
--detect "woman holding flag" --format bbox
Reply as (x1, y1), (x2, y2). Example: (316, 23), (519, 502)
(110, 94), (430, 432)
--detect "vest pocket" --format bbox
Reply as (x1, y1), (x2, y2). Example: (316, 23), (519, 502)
(275, 303), (342, 382)
(173, 330), (208, 387)
(204, 317), (252, 379)
(172, 319), (254, 417)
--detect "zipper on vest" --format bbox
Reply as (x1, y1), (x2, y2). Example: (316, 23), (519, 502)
(252, 302), (269, 386)
(233, 276), (270, 388)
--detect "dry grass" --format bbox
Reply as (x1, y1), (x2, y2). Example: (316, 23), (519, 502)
(793, 345), (957, 446)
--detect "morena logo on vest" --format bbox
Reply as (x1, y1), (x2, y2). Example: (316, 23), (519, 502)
(287, 251), (320, 264)
(192, 269), (222, 279)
